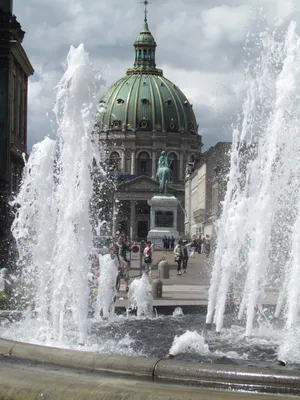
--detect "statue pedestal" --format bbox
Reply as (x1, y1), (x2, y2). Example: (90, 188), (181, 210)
(147, 194), (180, 249)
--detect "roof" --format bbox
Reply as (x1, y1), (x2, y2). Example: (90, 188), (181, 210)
(96, 13), (198, 136)
(98, 73), (197, 134)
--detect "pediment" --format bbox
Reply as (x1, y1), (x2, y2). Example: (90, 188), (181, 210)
(117, 175), (178, 193)
(117, 175), (160, 191)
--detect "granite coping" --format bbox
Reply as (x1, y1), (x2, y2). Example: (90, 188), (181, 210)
(1, 338), (300, 396)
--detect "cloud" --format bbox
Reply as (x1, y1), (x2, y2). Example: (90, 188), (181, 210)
(13, 0), (300, 151)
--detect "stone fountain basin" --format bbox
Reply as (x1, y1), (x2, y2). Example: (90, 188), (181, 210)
(1, 336), (300, 397)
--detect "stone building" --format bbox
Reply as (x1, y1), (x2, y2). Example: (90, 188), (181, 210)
(0, 0), (34, 268)
(96, 11), (202, 241)
(184, 142), (231, 239)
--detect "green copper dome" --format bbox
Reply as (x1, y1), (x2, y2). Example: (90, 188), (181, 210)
(97, 13), (198, 135)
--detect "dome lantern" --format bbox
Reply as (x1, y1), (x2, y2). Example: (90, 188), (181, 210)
(127, 0), (162, 76)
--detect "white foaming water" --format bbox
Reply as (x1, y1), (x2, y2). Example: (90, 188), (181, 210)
(169, 331), (209, 357)
(172, 307), (184, 317)
(9, 45), (102, 344)
(169, 330), (248, 360)
(206, 21), (300, 362)
(95, 254), (118, 320)
(128, 274), (153, 318)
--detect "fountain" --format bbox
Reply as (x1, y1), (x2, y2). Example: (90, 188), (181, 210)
(95, 254), (118, 320)
(128, 274), (153, 318)
(8, 44), (102, 345)
(206, 21), (300, 363)
(2, 22), (300, 396)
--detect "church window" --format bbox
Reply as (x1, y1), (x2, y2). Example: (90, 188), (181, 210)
(189, 122), (195, 132)
(168, 120), (176, 131)
(165, 99), (172, 106)
(137, 151), (151, 176)
(117, 98), (124, 105)
(168, 152), (178, 182)
(141, 98), (149, 105)
(112, 120), (121, 129)
(109, 151), (121, 172)
(139, 120), (150, 129)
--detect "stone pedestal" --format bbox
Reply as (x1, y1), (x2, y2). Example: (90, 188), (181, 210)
(147, 194), (180, 249)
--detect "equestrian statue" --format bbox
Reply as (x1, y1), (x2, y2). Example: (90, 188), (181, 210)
(156, 151), (171, 194)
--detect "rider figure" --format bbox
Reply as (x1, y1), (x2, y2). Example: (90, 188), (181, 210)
(158, 151), (169, 168)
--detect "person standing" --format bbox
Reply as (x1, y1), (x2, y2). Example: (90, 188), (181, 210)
(197, 236), (203, 254)
(162, 236), (168, 253)
(114, 236), (129, 292)
(0, 268), (12, 309)
(143, 241), (153, 276)
(205, 235), (211, 258)
(201, 236), (206, 254)
(167, 236), (171, 252)
(182, 241), (189, 273)
(170, 236), (175, 252)
(174, 240), (184, 275)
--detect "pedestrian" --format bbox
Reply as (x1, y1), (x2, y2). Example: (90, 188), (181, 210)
(114, 236), (129, 292)
(167, 236), (171, 252)
(201, 237), (206, 254)
(0, 268), (12, 309)
(189, 238), (197, 258)
(205, 235), (211, 258)
(143, 241), (153, 276)
(197, 236), (202, 254)
(174, 239), (184, 275)
(182, 240), (189, 273)
(170, 236), (175, 252)
(162, 236), (168, 253)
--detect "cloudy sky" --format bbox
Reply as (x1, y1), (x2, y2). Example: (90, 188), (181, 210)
(14, 0), (299, 151)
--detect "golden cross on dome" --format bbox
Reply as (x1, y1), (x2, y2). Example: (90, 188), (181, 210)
(141, 0), (151, 22)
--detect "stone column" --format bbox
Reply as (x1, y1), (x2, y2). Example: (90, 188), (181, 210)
(130, 200), (136, 240)
(179, 150), (184, 181)
(152, 150), (156, 179)
(121, 150), (125, 172)
(130, 150), (135, 175)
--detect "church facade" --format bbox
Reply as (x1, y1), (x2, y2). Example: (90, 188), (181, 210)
(0, 1), (34, 269)
(96, 10), (202, 241)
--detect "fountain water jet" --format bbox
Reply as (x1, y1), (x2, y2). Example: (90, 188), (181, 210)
(128, 274), (153, 318)
(95, 254), (118, 320)
(206, 21), (300, 361)
(10, 44), (102, 344)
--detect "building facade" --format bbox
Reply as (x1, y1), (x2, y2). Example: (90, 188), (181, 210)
(0, 0), (34, 268)
(96, 12), (202, 241)
(185, 142), (231, 239)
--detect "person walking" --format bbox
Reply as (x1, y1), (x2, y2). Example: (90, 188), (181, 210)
(182, 240), (189, 273)
(189, 238), (197, 258)
(174, 240), (184, 275)
(143, 241), (153, 276)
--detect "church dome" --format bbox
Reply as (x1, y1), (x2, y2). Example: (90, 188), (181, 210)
(97, 11), (198, 135)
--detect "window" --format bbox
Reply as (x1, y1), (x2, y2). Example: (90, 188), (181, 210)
(137, 151), (151, 176)
(109, 151), (120, 172)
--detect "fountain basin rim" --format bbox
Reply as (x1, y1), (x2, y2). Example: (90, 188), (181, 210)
(1, 338), (300, 395)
